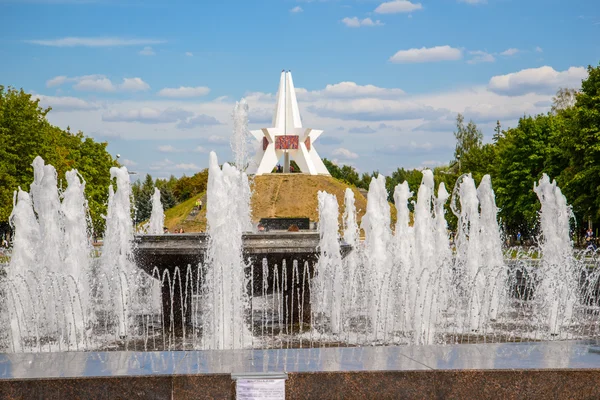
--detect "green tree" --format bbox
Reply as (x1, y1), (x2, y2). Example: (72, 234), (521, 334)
(494, 114), (558, 235)
(453, 113), (483, 163)
(0, 86), (114, 236)
(559, 64), (600, 223)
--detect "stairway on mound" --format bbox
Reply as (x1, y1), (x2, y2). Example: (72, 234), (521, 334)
(186, 193), (207, 222)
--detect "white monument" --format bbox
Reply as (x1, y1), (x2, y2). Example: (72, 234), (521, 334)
(248, 71), (330, 176)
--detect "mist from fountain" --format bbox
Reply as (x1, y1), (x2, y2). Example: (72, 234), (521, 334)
(147, 188), (164, 235)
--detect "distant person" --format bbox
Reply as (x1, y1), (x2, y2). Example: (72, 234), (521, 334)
(517, 232), (522, 245)
(290, 165), (294, 173)
(163, 227), (169, 234)
(586, 228), (596, 250)
(288, 224), (300, 232)
(198, 199), (203, 211)
(195, 199), (201, 210)
(258, 224), (265, 232)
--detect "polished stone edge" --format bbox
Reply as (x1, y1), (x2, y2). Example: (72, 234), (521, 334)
(2, 341), (600, 381)
(2, 370), (600, 400)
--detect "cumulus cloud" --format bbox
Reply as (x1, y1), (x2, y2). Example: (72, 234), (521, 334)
(149, 159), (174, 171)
(390, 45), (462, 63)
(500, 48), (519, 56)
(318, 136), (344, 145)
(348, 125), (377, 134)
(158, 145), (183, 153)
(305, 82), (405, 99)
(25, 37), (166, 47)
(46, 75), (68, 88)
(290, 6), (303, 12)
(375, 0), (422, 14)
(46, 74), (150, 92)
(308, 99), (447, 121)
(32, 94), (101, 112)
(342, 17), (384, 27)
(175, 163), (201, 171)
(194, 146), (208, 153)
(158, 86), (211, 98)
(535, 46), (543, 53)
(332, 148), (359, 159)
(185, 51), (193, 56)
(207, 135), (229, 144)
(248, 108), (273, 124)
(488, 66), (587, 96)
(458, 0), (487, 4)
(120, 77), (150, 92)
(102, 107), (193, 124)
(120, 159), (138, 167)
(176, 114), (222, 129)
(138, 46), (155, 56)
(74, 75), (116, 92)
(467, 50), (495, 64)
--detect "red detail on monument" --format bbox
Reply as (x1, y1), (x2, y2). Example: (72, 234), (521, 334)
(263, 137), (269, 151)
(304, 137), (311, 151)
(275, 135), (299, 149)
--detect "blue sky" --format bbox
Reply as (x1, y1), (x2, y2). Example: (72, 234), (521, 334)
(1, 0), (598, 178)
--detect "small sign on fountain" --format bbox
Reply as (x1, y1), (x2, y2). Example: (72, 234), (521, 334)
(232, 372), (287, 400)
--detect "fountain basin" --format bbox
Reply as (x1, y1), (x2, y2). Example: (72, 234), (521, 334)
(133, 232), (352, 332)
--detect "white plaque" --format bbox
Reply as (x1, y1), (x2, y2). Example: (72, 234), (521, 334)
(236, 378), (285, 400)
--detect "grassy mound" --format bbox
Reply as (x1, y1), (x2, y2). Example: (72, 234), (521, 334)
(163, 174), (392, 233)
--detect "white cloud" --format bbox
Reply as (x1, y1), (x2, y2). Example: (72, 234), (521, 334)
(207, 135), (228, 144)
(467, 50), (495, 64)
(74, 75), (116, 92)
(500, 48), (519, 56)
(46, 74), (150, 92)
(176, 114), (222, 129)
(103, 107), (193, 124)
(175, 163), (201, 171)
(25, 37), (166, 47)
(308, 99), (447, 121)
(158, 86), (211, 98)
(185, 51), (193, 56)
(390, 45), (462, 63)
(32, 94), (101, 112)
(535, 46), (543, 53)
(332, 148), (359, 159)
(158, 145), (183, 153)
(290, 6), (303, 12)
(120, 159), (138, 167)
(120, 77), (150, 92)
(375, 0), (422, 14)
(46, 75), (67, 88)
(488, 66), (588, 96)
(458, 0), (487, 4)
(342, 17), (384, 27)
(348, 125), (377, 134)
(138, 46), (155, 56)
(296, 82), (406, 100)
(194, 146), (208, 153)
(149, 159), (174, 171)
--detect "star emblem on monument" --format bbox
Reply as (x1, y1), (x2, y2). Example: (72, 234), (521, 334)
(247, 71), (330, 176)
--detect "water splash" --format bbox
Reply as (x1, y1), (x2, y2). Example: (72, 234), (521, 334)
(202, 151), (252, 349)
(148, 188), (164, 234)
(534, 174), (576, 336)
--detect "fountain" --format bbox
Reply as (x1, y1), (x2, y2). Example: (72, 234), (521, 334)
(3, 150), (600, 397)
